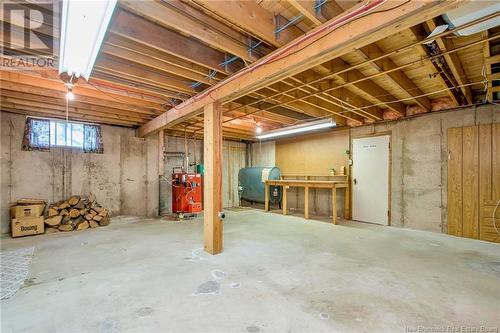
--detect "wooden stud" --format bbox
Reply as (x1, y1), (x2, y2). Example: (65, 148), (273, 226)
(332, 186), (337, 224)
(304, 186), (309, 219)
(344, 184), (350, 220)
(287, 0), (324, 26)
(282, 186), (288, 215)
(203, 102), (223, 254)
(265, 184), (270, 212)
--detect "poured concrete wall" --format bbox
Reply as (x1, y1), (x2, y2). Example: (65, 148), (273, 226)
(0, 112), (159, 234)
(249, 104), (499, 233)
(351, 104), (499, 233)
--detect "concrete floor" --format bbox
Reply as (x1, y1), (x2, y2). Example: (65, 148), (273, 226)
(1, 208), (500, 333)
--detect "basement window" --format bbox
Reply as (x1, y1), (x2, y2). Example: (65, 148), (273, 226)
(50, 121), (84, 148)
(22, 117), (104, 153)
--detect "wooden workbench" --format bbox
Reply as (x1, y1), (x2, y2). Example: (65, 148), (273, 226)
(264, 178), (350, 224)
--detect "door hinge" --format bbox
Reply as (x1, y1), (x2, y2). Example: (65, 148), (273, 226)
(387, 210), (390, 217)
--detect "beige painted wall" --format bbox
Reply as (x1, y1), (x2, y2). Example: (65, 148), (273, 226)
(272, 128), (350, 217)
(275, 128), (350, 176)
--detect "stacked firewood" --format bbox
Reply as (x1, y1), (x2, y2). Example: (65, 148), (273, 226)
(44, 193), (110, 232)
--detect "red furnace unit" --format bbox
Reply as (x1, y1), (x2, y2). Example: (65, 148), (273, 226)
(172, 173), (203, 215)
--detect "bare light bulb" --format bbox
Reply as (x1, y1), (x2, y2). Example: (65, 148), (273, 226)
(66, 90), (75, 100)
(256, 125), (262, 134)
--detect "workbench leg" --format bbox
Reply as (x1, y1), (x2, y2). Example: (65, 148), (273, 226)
(344, 186), (350, 220)
(304, 186), (309, 219)
(265, 185), (269, 212)
(282, 186), (287, 215)
(332, 187), (337, 225)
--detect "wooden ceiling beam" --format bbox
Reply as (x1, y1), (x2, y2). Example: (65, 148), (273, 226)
(425, 18), (473, 104)
(109, 9), (241, 74)
(327, 58), (406, 116)
(120, 0), (258, 62)
(409, 24), (461, 106)
(1, 71), (164, 111)
(191, 0), (302, 47)
(105, 33), (225, 79)
(1, 90), (155, 120)
(355, 44), (432, 111)
(287, 0), (324, 26)
(139, 0), (464, 136)
(0, 78), (161, 116)
(1, 98), (148, 124)
(90, 73), (186, 102)
(95, 54), (198, 95)
(1, 104), (141, 127)
(235, 95), (316, 121)
(101, 43), (220, 86)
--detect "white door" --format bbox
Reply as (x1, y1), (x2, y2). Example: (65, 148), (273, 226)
(352, 135), (390, 225)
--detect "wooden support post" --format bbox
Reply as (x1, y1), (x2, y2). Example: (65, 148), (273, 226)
(265, 183), (270, 212)
(203, 102), (223, 254)
(282, 186), (288, 215)
(158, 129), (165, 176)
(304, 186), (309, 219)
(344, 186), (350, 220)
(332, 186), (337, 224)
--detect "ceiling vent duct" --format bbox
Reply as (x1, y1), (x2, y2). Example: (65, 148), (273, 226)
(442, 1), (500, 36)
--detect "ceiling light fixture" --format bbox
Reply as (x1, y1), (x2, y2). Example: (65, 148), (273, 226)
(256, 119), (336, 140)
(66, 89), (75, 101)
(256, 124), (263, 134)
(64, 83), (75, 100)
(59, 0), (117, 81)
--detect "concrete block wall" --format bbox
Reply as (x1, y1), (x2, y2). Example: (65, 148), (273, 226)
(0, 112), (159, 234)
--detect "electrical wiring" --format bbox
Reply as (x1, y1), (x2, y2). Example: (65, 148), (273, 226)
(159, 0), (388, 118)
(224, 11), (500, 115)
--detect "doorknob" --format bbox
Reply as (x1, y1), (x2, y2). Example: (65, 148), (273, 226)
(353, 178), (357, 185)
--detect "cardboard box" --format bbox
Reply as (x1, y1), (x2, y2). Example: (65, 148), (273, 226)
(10, 203), (46, 218)
(11, 217), (45, 238)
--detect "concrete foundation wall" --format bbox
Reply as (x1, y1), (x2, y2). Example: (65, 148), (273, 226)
(249, 104), (499, 233)
(0, 112), (159, 234)
(350, 104), (499, 232)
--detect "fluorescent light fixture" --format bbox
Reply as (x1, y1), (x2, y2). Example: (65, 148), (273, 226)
(423, 24), (448, 45)
(443, 2), (500, 36)
(256, 119), (336, 140)
(59, 0), (117, 81)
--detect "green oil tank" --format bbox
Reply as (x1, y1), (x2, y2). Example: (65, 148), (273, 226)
(238, 167), (281, 205)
